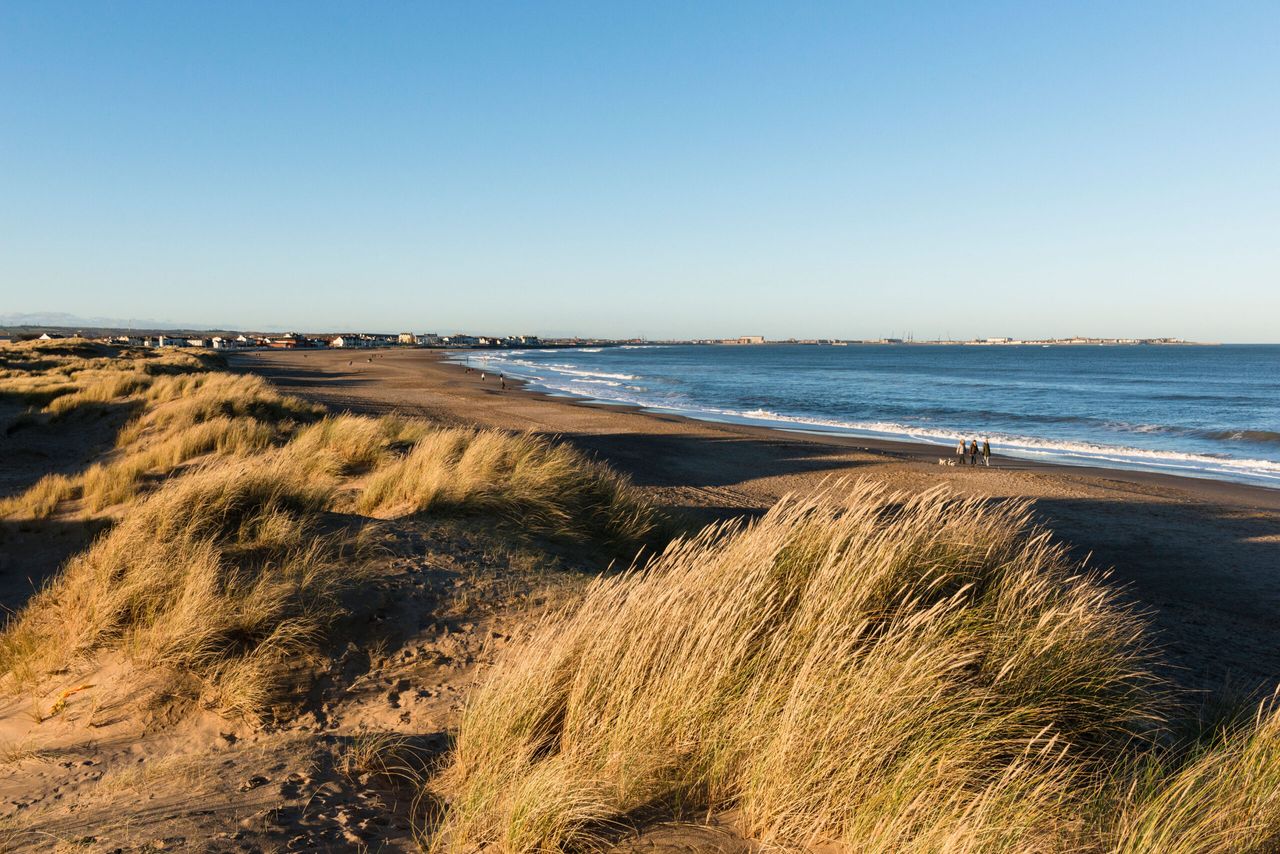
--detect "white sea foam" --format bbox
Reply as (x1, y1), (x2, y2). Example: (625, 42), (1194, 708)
(541, 364), (638, 381)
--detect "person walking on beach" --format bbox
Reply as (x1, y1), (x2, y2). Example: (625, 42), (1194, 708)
(956, 439), (966, 465)
(969, 439), (979, 466)
(500, 375), (506, 390)
(982, 439), (991, 466)
(480, 371), (486, 381)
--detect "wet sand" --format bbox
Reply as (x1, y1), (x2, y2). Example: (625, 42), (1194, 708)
(234, 347), (1280, 697)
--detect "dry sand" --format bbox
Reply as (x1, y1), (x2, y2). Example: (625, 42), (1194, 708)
(234, 347), (1280, 698)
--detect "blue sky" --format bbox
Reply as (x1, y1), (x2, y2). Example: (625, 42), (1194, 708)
(1, 2), (1277, 340)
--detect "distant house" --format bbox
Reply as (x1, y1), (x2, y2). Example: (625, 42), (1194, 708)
(443, 334), (478, 347)
(37, 332), (67, 341)
(211, 336), (247, 350)
(723, 335), (765, 345)
(397, 332), (418, 345)
(330, 335), (371, 348)
(186, 338), (209, 348)
(269, 333), (307, 349)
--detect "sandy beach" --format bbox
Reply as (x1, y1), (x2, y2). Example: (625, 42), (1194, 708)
(234, 347), (1280, 698)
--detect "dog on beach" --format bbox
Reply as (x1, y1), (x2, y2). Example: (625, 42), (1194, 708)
(938, 458), (957, 466)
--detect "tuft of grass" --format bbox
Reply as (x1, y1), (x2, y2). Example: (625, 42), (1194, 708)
(1113, 692), (1280, 853)
(44, 370), (153, 417)
(435, 483), (1167, 852)
(357, 427), (656, 548)
(80, 416), (280, 512)
(0, 473), (79, 520)
(0, 739), (54, 767)
(340, 730), (430, 786)
(0, 459), (367, 716)
(286, 413), (430, 476)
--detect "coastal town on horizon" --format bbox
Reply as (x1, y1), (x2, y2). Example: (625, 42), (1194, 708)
(0, 325), (1210, 351)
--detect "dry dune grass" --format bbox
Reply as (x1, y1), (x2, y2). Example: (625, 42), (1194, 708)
(435, 483), (1280, 852)
(0, 350), (319, 520)
(0, 339), (214, 411)
(42, 369), (153, 417)
(0, 343), (661, 720)
(357, 427), (656, 547)
(286, 413), (431, 476)
(67, 373), (320, 513)
(0, 473), (78, 519)
(1114, 695), (1280, 853)
(1, 342), (654, 550)
(0, 459), (369, 715)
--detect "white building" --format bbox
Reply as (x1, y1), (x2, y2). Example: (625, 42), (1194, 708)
(211, 336), (248, 350)
(330, 335), (372, 348)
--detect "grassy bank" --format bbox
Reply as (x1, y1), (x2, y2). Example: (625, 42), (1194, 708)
(0, 340), (658, 718)
(436, 484), (1280, 852)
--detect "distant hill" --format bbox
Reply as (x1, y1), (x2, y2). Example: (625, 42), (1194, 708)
(0, 312), (192, 330)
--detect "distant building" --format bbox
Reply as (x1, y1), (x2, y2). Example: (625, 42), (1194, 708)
(397, 332), (417, 345)
(723, 335), (765, 345)
(268, 333), (307, 349)
(442, 334), (478, 347)
(211, 336), (248, 350)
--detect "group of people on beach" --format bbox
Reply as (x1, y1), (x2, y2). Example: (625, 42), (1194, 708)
(957, 438), (992, 466)
(464, 365), (506, 389)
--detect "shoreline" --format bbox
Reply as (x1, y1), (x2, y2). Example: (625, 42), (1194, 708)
(437, 350), (1280, 510)
(446, 347), (1280, 494)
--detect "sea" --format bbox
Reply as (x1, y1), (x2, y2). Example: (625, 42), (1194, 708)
(452, 344), (1280, 488)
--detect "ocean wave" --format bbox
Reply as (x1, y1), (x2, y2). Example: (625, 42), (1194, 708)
(1197, 429), (1280, 445)
(541, 364), (638, 381)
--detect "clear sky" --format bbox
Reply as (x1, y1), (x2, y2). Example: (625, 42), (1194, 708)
(1, 2), (1277, 340)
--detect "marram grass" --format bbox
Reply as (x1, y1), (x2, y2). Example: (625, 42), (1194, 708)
(356, 426), (657, 548)
(434, 483), (1280, 852)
